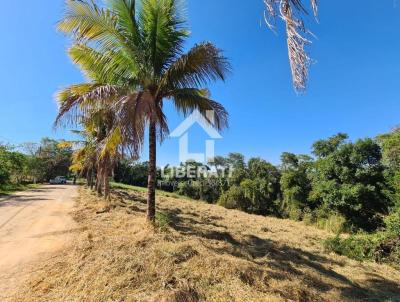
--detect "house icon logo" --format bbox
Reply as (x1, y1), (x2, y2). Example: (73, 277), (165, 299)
(170, 110), (222, 164)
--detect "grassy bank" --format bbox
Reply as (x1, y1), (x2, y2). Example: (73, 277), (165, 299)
(0, 183), (39, 197)
(111, 182), (200, 201)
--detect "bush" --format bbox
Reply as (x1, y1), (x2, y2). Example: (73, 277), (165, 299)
(177, 181), (200, 200)
(323, 214), (347, 234)
(302, 208), (316, 225)
(324, 233), (400, 267)
(287, 205), (302, 221)
(314, 207), (347, 233)
(385, 210), (400, 236)
(324, 234), (380, 261)
(218, 186), (246, 210)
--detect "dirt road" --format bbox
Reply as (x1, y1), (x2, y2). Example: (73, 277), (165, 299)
(0, 185), (78, 300)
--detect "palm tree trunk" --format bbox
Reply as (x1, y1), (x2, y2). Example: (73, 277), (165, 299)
(96, 165), (103, 195)
(104, 166), (110, 201)
(90, 171), (94, 190)
(86, 169), (92, 188)
(147, 121), (157, 222)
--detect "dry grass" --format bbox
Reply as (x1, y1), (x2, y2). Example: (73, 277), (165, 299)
(14, 187), (400, 302)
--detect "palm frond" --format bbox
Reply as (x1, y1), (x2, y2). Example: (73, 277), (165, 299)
(68, 44), (137, 84)
(264, 0), (318, 92)
(107, 0), (140, 43)
(161, 42), (230, 92)
(58, 0), (138, 69)
(54, 84), (128, 128)
(169, 88), (228, 131)
(139, 0), (189, 74)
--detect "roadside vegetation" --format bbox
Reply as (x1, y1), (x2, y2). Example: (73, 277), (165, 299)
(2, 0), (400, 300)
(0, 183), (38, 197)
(13, 187), (400, 302)
(0, 138), (72, 195)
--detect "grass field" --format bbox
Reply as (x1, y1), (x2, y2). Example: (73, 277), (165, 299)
(13, 187), (400, 302)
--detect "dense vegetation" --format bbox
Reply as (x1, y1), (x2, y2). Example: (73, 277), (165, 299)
(113, 129), (400, 266)
(0, 138), (72, 193)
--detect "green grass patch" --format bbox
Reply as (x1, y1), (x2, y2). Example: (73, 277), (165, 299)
(110, 182), (197, 201)
(155, 211), (172, 231)
(0, 183), (39, 197)
(324, 232), (400, 267)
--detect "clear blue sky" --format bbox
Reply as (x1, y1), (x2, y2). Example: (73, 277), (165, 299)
(0, 1), (399, 165)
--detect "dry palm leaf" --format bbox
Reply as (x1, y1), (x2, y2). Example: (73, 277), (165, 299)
(264, 0), (318, 92)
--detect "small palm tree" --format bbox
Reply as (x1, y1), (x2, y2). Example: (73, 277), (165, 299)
(56, 0), (230, 222)
(60, 108), (120, 200)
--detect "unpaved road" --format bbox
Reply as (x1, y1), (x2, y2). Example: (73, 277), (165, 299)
(0, 185), (78, 301)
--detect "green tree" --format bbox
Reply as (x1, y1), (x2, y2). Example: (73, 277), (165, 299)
(280, 152), (313, 218)
(310, 134), (390, 231)
(219, 157), (281, 215)
(378, 128), (400, 208)
(56, 0), (230, 222)
(114, 160), (149, 188)
(0, 144), (30, 185)
(35, 138), (73, 182)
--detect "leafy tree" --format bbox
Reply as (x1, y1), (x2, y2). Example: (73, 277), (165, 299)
(35, 138), (73, 182)
(218, 185), (246, 210)
(0, 144), (35, 185)
(0, 144), (13, 184)
(378, 128), (400, 169)
(218, 157), (281, 215)
(310, 135), (390, 231)
(280, 152), (313, 218)
(378, 128), (400, 209)
(312, 133), (348, 158)
(57, 0), (230, 222)
(226, 153), (246, 170)
(114, 160), (149, 188)
(0, 139), (72, 186)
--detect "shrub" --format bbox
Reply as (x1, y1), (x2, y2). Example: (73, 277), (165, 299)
(314, 206), (347, 233)
(324, 234), (379, 261)
(325, 232), (399, 267)
(324, 214), (347, 234)
(287, 205), (302, 221)
(385, 209), (400, 236)
(302, 208), (316, 225)
(177, 181), (200, 200)
(218, 186), (246, 210)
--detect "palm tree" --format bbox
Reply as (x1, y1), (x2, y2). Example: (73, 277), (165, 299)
(67, 129), (97, 189)
(56, 0), (230, 222)
(264, 0), (318, 92)
(58, 107), (120, 200)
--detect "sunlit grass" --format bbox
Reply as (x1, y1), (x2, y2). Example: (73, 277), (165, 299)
(0, 183), (39, 197)
(110, 182), (198, 201)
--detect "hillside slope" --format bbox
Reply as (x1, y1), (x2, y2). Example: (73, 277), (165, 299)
(14, 187), (400, 302)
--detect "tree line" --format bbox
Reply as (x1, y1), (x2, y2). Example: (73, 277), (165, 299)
(0, 138), (73, 188)
(115, 130), (398, 232)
